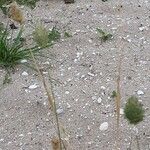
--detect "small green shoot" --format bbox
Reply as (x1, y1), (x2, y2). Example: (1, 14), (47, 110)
(124, 96), (144, 125)
(48, 27), (61, 43)
(0, 22), (4, 33)
(96, 28), (113, 42)
(64, 31), (72, 38)
(3, 73), (12, 85)
(111, 90), (117, 98)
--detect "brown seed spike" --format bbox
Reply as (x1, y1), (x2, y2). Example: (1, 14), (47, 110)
(51, 137), (61, 150)
(8, 1), (24, 24)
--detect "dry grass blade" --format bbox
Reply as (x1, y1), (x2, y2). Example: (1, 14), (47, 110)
(30, 50), (63, 149)
(48, 71), (63, 150)
(115, 39), (124, 149)
(29, 50), (54, 110)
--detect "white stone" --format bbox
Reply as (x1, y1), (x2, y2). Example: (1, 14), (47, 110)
(28, 84), (38, 89)
(101, 86), (106, 90)
(99, 122), (108, 131)
(22, 71), (28, 76)
(88, 72), (95, 77)
(20, 59), (27, 63)
(97, 97), (102, 104)
(65, 91), (69, 94)
(137, 90), (144, 95)
(120, 108), (124, 115)
(57, 108), (64, 114)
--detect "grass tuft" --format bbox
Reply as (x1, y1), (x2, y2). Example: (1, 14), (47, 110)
(124, 96), (144, 125)
(0, 26), (40, 69)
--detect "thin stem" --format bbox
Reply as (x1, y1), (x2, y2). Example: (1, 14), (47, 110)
(48, 71), (63, 150)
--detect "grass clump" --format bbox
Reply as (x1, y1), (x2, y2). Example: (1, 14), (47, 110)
(0, 27), (40, 69)
(124, 96), (144, 125)
(96, 28), (113, 42)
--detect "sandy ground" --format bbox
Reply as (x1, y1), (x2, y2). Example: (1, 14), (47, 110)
(0, 0), (150, 149)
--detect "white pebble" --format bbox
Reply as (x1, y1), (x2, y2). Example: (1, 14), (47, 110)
(28, 84), (38, 89)
(97, 97), (102, 104)
(88, 72), (95, 77)
(99, 122), (109, 131)
(22, 71), (28, 76)
(137, 90), (144, 95)
(120, 108), (124, 115)
(101, 86), (106, 90)
(65, 91), (70, 94)
(20, 59), (27, 63)
(57, 108), (64, 114)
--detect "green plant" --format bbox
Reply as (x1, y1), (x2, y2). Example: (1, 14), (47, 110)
(48, 27), (61, 43)
(0, 22), (4, 33)
(0, 0), (39, 10)
(64, 31), (72, 38)
(124, 96), (144, 150)
(96, 28), (113, 42)
(111, 90), (117, 98)
(124, 96), (144, 125)
(0, 26), (41, 69)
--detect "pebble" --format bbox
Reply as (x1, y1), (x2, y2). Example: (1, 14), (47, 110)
(65, 91), (70, 94)
(120, 108), (124, 115)
(88, 72), (95, 77)
(137, 90), (144, 95)
(56, 108), (64, 114)
(67, 103), (71, 109)
(28, 84), (38, 89)
(97, 97), (102, 104)
(20, 59), (27, 63)
(101, 86), (106, 90)
(22, 71), (28, 76)
(99, 122), (109, 131)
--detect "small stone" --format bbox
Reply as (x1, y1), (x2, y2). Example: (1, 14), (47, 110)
(56, 108), (64, 114)
(21, 59), (27, 63)
(65, 91), (70, 94)
(88, 72), (95, 77)
(67, 103), (71, 109)
(97, 97), (102, 104)
(137, 90), (144, 95)
(101, 86), (106, 90)
(89, 39), (93, 43)
(42, 61), (50, 65)
(99, 122), (108, 131)
(22, 71), (28, 76)
(92, 96), (97, 100)
(28, 84), (38, 89)
(120, 108), (124, 115)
